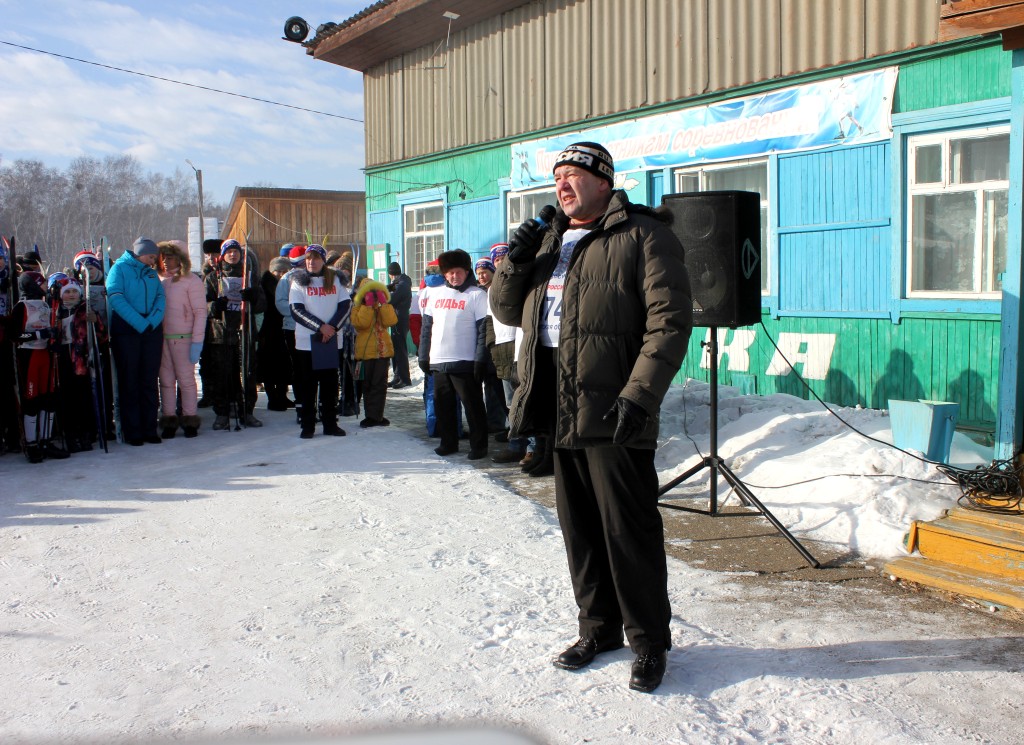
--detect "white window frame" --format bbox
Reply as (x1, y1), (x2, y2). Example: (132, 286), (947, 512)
(506, 186), (557, 240)
(672, 158), (770, 295)
(403, 200), (445, 284)
(905, 125), (1010, 299)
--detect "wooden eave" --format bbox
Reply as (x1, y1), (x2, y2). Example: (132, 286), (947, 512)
(309, 0), (533, 72)
(940, 0), (1024, 49)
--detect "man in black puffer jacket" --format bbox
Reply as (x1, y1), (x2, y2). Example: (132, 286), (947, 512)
(490, 142), (693, 693)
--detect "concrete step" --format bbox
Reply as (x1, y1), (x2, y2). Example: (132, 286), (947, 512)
(884, 556), (1024, 610)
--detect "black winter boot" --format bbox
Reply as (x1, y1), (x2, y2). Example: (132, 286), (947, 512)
(160, 415), (179, 440)
(181, 415), (201, 438)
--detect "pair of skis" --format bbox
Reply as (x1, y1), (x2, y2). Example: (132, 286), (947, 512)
(1, 234), (28, 458)
(84, 243), (108, 453)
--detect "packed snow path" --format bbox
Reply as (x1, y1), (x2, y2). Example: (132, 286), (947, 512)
(1, 385), (1021, 744)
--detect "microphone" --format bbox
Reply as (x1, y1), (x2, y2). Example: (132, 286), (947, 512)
(507, 205), (558, 265)
(536, 205), (556, 228)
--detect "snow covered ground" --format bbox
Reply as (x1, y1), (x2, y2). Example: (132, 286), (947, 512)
(1, 376), (1021, 744)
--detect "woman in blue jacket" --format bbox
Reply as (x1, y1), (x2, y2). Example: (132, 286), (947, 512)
(106, 237), (166, 446)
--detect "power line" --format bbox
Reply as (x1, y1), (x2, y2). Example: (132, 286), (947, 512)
(0, 39), (364, 124)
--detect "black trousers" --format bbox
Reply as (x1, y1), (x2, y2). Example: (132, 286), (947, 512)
(208, 342), (257, 418)
(360, 357), (390, 421)
(110, 316), (162, 441)
(295, 350), (339, 430)
(390, 319), (411, 385)
(434, 370), (487, 453)
(554, 446), (671, 655)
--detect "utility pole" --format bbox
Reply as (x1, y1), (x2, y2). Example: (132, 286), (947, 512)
(185, 159), (205, 248)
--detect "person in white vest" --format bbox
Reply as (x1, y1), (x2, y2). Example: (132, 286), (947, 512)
(417, 249), (489, 460)
(288, 244), (351, 439)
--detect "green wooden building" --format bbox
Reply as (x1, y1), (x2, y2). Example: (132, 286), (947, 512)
(296, 0), (1024, 458)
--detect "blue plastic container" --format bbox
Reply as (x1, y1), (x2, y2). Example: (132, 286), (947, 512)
(887, 399), (960, 463)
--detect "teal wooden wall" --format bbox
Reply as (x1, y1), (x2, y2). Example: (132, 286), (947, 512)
(676, 314), (1000, 430)
(895, 42), (1011, 113)
(362, 41), (1013, 433)
(777, 142), (892, 315)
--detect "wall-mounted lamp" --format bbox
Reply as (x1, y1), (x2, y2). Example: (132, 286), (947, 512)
(443, 11), (460, 20)
(283, 16), (310, 42)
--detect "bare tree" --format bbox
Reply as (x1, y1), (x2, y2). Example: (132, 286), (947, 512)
(0, 154), (226, 273)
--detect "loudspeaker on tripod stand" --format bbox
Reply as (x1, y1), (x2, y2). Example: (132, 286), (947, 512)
(662, 190), (762, 328)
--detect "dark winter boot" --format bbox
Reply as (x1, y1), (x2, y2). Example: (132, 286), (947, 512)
(41, 440), (70, 460)
(213, 415), (230, 431)
(323, 421), (346, 437)
(181, 415), (201, 438)
(522, 437), (546, 473)
(527, 436), (555, 477)
(160, 415), (179, 440)
(24, 442), (43, 464)
(65, 436), (88, 454)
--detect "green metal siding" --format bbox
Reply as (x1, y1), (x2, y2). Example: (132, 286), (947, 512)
(895, 42), (1012, 114)
(366, 145), (511, 212)
(677, 314), (1000, 430)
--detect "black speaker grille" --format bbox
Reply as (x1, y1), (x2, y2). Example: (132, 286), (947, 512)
(662, 190), (762, 328)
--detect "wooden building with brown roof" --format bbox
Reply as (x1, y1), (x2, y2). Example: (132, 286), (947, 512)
(221, 187), (366, 271)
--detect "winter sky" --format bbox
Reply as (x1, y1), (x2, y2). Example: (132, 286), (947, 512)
(0, 1), (371, 203)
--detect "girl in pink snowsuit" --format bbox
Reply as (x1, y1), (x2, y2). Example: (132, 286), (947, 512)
(157, 241), (207, 438)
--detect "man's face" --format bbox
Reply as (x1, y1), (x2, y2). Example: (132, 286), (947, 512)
(223, 248), (242, 265)
(445, 267), (467, 287)
(554, 164), (611, 223)
(138, 253), (158, 267)
(476, 268), (493, 287)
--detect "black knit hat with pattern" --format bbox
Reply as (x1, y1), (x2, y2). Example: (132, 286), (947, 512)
(552, 141), (614, 187)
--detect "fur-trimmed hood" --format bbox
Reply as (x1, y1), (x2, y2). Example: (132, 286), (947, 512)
(353, 278), (390, 305)
(157, 240), (192, 280)
(291, 266), (338, 289)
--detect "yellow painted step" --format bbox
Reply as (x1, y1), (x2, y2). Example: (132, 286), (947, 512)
(885, 556), (1024, 610)
(945, 506), (1024, 533)
(914, 515), (1024, 581)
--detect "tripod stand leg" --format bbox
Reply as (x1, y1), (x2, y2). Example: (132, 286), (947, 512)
(657, 458), (708, 497)
(718, 462), (820, 568)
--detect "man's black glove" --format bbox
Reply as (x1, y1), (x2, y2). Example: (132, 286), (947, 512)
(603, 397), (650, 446)
(212, 296), (229, 313)
(474, 360), (486, 382)
(507, 218), (547, 264)
(418, 358), (431, 376)
(240, 287), (257, 302)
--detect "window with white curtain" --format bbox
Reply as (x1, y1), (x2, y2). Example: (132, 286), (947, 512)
(906, 126), (1009, 297)
(403, 201), (445, 284)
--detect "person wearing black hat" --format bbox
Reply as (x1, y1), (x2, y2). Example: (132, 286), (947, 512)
(417, 248), (490, 459)
(490, 141), (693, 693)
(386, 261), (412, 388)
